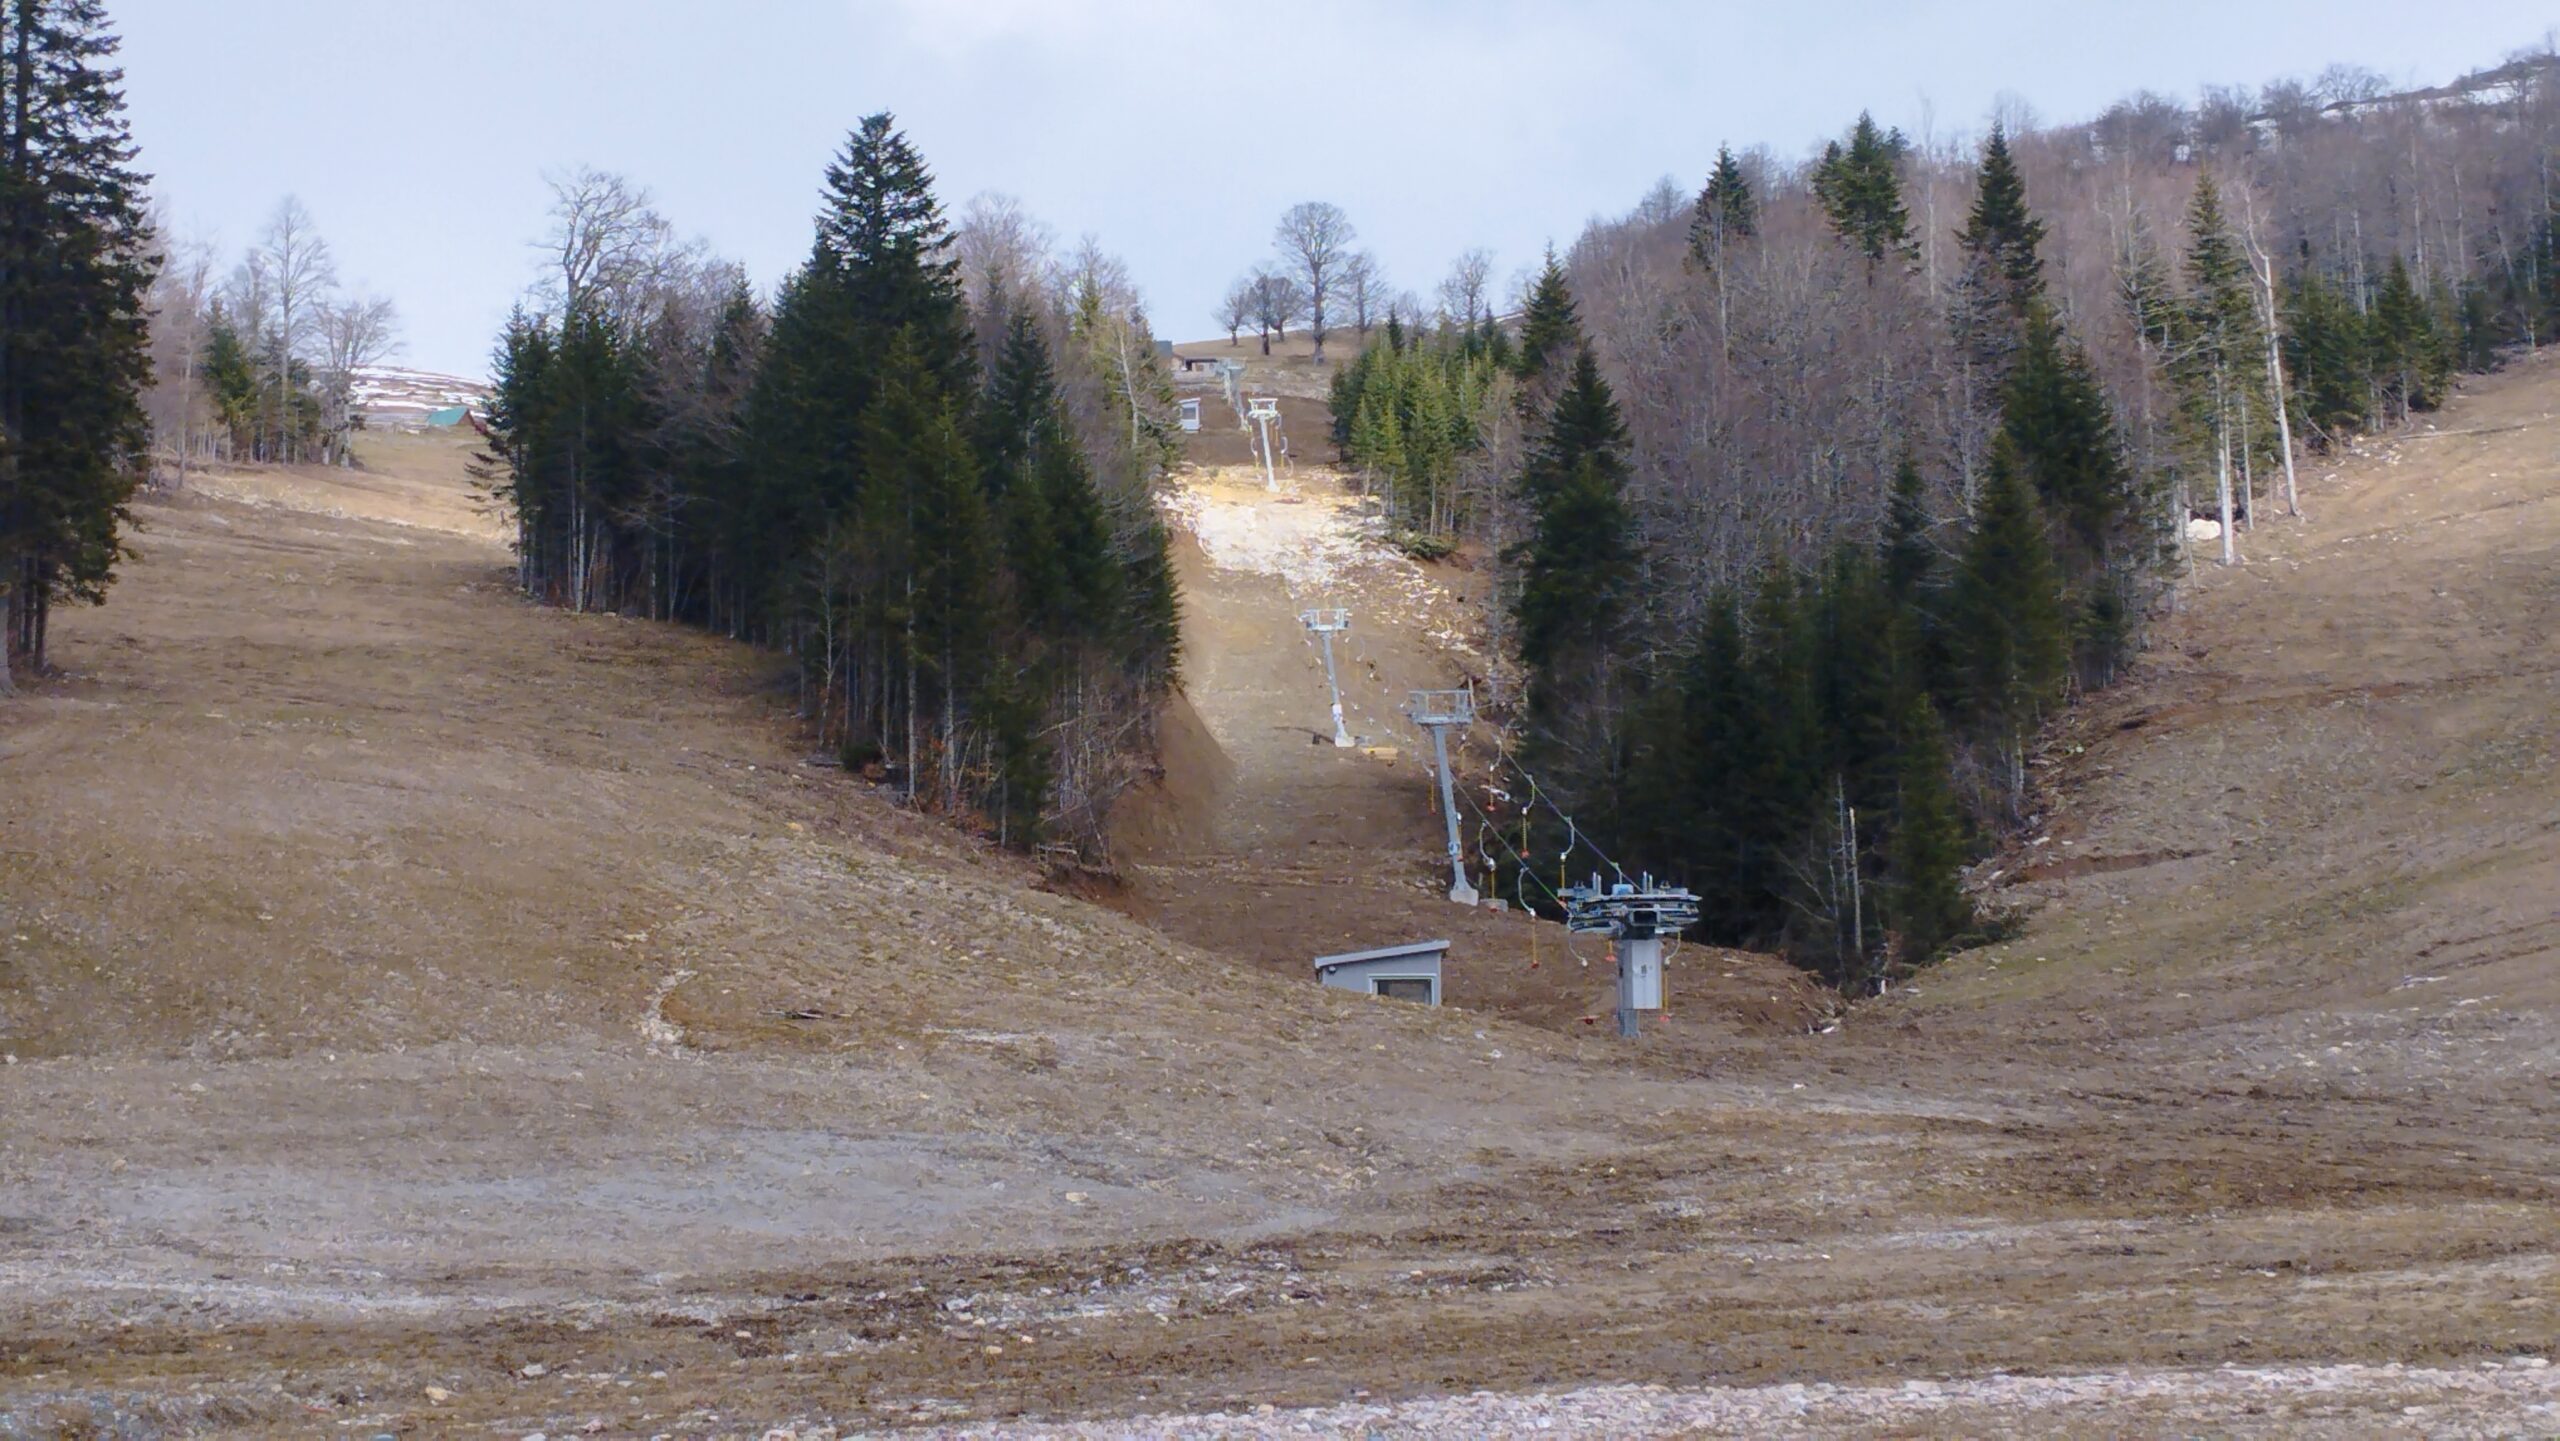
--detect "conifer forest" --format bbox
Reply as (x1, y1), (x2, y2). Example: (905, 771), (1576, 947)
(480, 118), (1183, 854)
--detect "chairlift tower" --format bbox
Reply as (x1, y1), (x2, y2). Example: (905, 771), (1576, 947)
(1216, 359), (1249, 428)
(1301, 607), (1354, 747)
(1407, 686), (1479, 906)
(1562, 873), (1701, 1039)
(1247, 397), (1283, 492)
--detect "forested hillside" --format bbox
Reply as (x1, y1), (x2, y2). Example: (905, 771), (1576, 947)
(479, 117), (1182, 854)
(1328, 49), (2560, 989)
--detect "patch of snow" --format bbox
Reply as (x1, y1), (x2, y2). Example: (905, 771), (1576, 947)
(1162, 482), (1408, 594)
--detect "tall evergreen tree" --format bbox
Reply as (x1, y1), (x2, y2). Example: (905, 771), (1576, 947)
(1944, 437), (2069, 813)
(2173, 174), (2273, 549)
(1733, 568), (1821, 942)
(1672, 589), (1753, 923)
(1510, 345), (1639, 851)
(2281, 265), (2370, 442)
(740, 111), (973, 630)
(1686, 144), (1757, 270)
(1950, 123), (2047, 383)
(200, 314), (261, 455)
(2000, 303), (2128, 573)
(818, 111), (972, 399)
(1883, 694), (1971, 971)
(2369, 254), (2447, 422)
(1512, 249), (1583, 395)
(1880, 451), (1939, 607)
(1812, 112), (1915, 266)
(1955, 125), (2045, 315)
(1512, 347), (1634, 676)
(0, 0), (154, 684)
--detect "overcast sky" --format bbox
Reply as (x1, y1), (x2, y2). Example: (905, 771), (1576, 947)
(115, 0), (2553, 378)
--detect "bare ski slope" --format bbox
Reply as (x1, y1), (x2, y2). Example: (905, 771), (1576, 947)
(2, 350), (2556, 1433)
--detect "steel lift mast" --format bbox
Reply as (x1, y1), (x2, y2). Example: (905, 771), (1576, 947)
(1561, 873), (1701, 1038)
(1408, 687), (1479, 905)
(1301, 607), (1354, 747)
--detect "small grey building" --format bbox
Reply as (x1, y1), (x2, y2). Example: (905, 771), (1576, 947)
(1313, 939), (1447, 1006)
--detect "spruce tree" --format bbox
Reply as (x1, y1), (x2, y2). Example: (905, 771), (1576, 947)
(1508, 345), (1639, 856)
(1878, 452), (1950, 707)
(1812, 113), (1915, 266)
(2370, 255), (2443, 422)
(2177, 173), (2269, 529)
(1950, 123), (2047, 383)
(1884, 694), (1972, 970)
(2000, 303), (2127, 573)
(1673, 589), (1752, 921)
(1686, 144), (1757, 271)
(1512, 347), (1634, 676)
(1955, 125), (2045, 315)
(1945, 436), (2068, 812)
(1735, 568), (1821, 943)
(2282, 266), (2369, 441)
(0, 0), (154, 682)
(741, 111), (972, 629)
(1880, 452), (1939, 606)
(201, 316), (262, 455)
(818, 111), (972, 399)
(857, 337), (991, 802)
(1512, 249), (1583, 396)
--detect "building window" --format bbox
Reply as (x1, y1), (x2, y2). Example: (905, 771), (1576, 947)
(1372, 977), (1435, 1004)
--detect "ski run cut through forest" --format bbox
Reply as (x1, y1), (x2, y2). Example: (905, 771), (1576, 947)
(4, 5), (2560, 1436)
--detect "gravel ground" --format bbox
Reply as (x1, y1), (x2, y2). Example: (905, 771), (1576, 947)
(915, 1361), (2560, 1438)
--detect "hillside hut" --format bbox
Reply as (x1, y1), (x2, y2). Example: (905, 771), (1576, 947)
(1313, 940), (1446, 1005)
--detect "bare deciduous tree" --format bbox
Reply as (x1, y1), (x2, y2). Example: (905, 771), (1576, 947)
(317, 294), (401, 466)
(1438, 247), (1494, 329)
(1217, 276), (1253, 346)
(1341, 250), (1382, 340)
(954, 190), (1056, 357)
(540, 166), (673, 321)
(142, 221), (217, 484)
(1248, 267), (1308, 356)
(253, 196), (336, 462)
(1273, 201), (1354, 362)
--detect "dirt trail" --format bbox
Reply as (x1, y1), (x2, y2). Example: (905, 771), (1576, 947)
(1, 364), (2557, 1435)
(1128, 440), (1826, 1038)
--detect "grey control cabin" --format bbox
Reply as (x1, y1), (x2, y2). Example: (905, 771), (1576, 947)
(1313, 939), (1447, 1006)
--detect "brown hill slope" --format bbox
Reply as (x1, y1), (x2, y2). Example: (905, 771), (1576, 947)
(1, 380), (2556, 1435)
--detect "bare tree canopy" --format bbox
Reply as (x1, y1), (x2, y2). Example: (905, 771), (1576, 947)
(1341, 250), (1383, 339)
(540, 166), (674, 321)
(1217, 275), (1253, 345)
(1272, 201), (1355, 362)
(1247, 267), (1307, 356)
(252, 196), (337, 463)
(1438, 248), (1495, 329)
(316, 294), (401, 465)
(954, 190), (1057, 317)
(142, 223), (217, 482)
